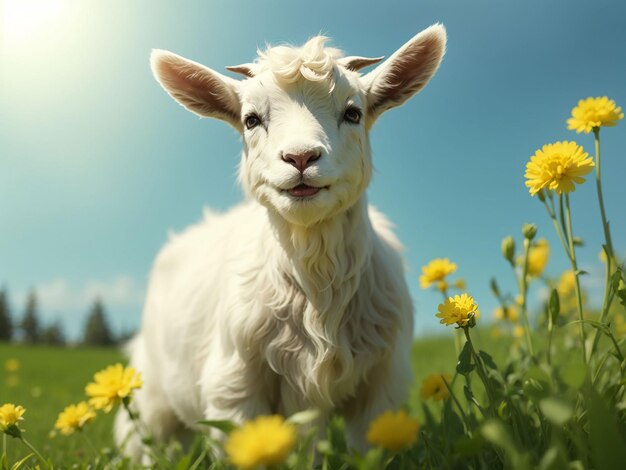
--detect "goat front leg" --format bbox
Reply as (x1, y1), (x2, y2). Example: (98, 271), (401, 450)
(199, 354), (274, 433)
(343, 355), (413, 454)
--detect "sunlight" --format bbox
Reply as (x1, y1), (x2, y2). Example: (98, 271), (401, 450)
(1, 0), (68, 50)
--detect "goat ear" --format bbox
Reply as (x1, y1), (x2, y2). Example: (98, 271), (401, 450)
(362, 24), (446, 121)
(225, 63), (255, 78)
(151, 49), (242, 131)
(338, 56), (384, 72)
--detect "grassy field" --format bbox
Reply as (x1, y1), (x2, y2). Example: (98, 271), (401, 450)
(1, 334), (489, 464)
(1, 343), (124, 463)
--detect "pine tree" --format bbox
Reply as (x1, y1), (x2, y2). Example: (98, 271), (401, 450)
(22, 289), (40, 343)
(41, 321), (66, 346)
(0, 287), (13, 342)
(83, 298), (115, 346)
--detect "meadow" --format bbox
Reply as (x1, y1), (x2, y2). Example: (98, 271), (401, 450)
(0, 335), (464, 465)
(2, 97), (626, 469)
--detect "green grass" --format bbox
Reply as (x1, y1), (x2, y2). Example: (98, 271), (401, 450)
(1, 343), (123, 463)
(1, 336), (480, 464)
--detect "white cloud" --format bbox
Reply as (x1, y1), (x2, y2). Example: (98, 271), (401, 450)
(16, 275), (145, 313)
(10, 275), (145, 339)
(82, 276), (145, 307)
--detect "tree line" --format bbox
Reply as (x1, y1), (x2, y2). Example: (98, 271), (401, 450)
(0, 287), (125, 346)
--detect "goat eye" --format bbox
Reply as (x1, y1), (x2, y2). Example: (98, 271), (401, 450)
(343, 107), (362, 124)
(244, 114), (261, 130)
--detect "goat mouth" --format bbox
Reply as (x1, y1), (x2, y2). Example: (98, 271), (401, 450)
(287, 184), (324, 198)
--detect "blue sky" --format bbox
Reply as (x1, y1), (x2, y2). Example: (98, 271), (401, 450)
(1, 0), (625, 339)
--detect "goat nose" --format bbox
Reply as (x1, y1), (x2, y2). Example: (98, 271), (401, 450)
(281, 150), (321, 172)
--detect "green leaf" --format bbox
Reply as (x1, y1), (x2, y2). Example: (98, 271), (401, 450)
(538, 446), (568, 470)
(549, 289), (560, 325)
(480, 419), (518, 456)
(586, 386), (626, 470)
(442, 405), (465, 441)
(610, 268), (623, 292)
(479, 350), (498, 370)
(575, 269), (589, 276)
(566, 319), (610, 334)
(9, 454), (33, 470)
(617, 288), (626, 308)
(490, 278), (501, 298)
(456, 341), (475, 375)
(287, 408), (320, 425)
(196, 419), (237, 435)
(523, 378), (550, 403)
(539, 397), (573, 425)
(453, 435), (484, 457)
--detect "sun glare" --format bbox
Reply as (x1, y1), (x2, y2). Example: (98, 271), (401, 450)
(1, 0), (68, 50)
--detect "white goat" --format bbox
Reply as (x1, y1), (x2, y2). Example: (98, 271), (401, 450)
(116, 24), (446, 458)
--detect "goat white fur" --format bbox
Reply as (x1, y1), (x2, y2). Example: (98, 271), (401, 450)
(115, 25), (446, 458)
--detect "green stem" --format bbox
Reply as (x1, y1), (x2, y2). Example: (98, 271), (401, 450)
(463, 327), (497, 415)
(590, 128), (617, 360)
(547, 320), (553, 367)
(564, 193), (588, 365)
(2, 433), (6, 469)
(80, 431), (99, 458)
(19, 437), (50, 469)
(593, 128), (615, 261)
(442, 375), (471, 431)
(519, 239), (536, 358)
(542, 198), (572, 263)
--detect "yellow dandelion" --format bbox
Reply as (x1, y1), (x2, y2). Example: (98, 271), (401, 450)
(420, 373), (452, 401)
(436, 293), (480, 327)
(0, 403), (25, 430)
(225, 415), (296, 470)
(55, 402), (97, 436)
(567, 96), (623, 134)
(367, 410), (419, 452)
(85, 364), (142, 413)
(525, 141), (594, 196)
(420, 258), (457, 289)
(599, 249), (608, 264)
(518, 238), (549, 278)
(4, 358), (19, 373)
(513, 325), (525, 339)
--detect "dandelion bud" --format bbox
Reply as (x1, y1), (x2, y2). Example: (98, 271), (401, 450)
(522, 224), (537, 240)
(490, 278), (501, 298)
(501, 236), (516, 264)
(573, 237), (584, 246)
